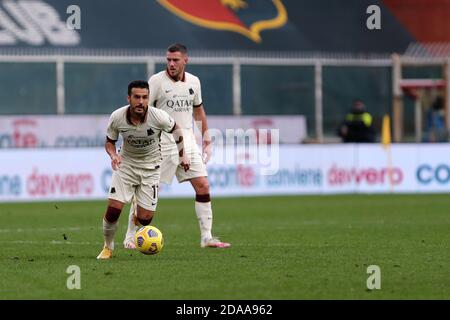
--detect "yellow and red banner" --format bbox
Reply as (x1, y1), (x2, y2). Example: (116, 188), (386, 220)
(157, 0), (287, 42)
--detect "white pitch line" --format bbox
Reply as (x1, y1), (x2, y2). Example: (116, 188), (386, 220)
(0, 226), (101, 233)
(0, 240), (102, 245)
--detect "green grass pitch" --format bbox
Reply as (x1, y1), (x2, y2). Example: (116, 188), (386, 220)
(0, 194), (449, 299)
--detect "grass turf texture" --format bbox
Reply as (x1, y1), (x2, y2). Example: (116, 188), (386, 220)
(0, 194), (449, 299)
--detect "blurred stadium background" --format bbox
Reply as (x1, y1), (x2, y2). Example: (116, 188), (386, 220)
(0, 0), (449, 200)
(1, 0), (450, 300)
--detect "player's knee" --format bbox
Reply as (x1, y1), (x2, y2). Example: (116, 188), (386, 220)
(137, 211), (153, 226)
(104, 206), (121, 223)
(108, 199), (124, 210)
(137, 207), (154, 225)
(197, 181), (210, 194)
(137, 217), (152, 226)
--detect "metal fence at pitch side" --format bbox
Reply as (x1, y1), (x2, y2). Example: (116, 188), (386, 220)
(0, 51), (447, 142)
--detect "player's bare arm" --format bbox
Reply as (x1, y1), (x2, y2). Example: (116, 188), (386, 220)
(172, 123), (190, 172)
(193, 105), (212, 163)
(105, 138), (121, 170)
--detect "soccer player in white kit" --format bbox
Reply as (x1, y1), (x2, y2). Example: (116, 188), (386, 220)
(97, 80), (190, 259)
(123, 44), (231, 249)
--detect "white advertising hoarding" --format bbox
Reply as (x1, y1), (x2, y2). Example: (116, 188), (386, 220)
(0, 116), (109, 148)
(0, 115), (307, 148)
(0, 149), (109, 201)
(1, 144), (450, 203)
(416, 144), (450, 192)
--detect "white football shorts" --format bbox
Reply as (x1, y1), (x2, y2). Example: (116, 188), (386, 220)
(108, 163), (160, 211)
(160, 148), (208, 184)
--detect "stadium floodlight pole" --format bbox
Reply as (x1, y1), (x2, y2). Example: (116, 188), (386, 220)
(314, 61), (323, 143)
(56, 57), (65, 115)
(232, 58), (242, 116)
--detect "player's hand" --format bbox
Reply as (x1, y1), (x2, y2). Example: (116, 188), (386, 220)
(111, 154), (122, 171)
(180, 155), (190, 172)
(202, 140), (212, 164)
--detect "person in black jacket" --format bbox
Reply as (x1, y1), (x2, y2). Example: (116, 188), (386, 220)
(338, 100), (376, 143)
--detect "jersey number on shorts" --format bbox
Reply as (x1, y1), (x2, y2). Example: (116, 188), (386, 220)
(151, 185), (159, 199)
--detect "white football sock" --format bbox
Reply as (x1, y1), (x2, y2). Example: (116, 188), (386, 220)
(103, 218), (118, 250)
(125, 203), (139, 240)
(195, 201), (213, 240)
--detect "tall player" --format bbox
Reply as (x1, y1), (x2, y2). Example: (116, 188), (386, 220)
(97, 80), (190, 259)
(123, 43), (231, 249)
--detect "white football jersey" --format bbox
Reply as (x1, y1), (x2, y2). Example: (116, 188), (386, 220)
(149, 70), (202, 153)
(106, 105), (175, 169)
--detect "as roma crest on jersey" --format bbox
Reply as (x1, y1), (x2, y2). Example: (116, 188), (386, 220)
(157, 0), (287, 43)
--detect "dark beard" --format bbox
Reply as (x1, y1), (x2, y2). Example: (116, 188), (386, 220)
(130, 106), (147, 122)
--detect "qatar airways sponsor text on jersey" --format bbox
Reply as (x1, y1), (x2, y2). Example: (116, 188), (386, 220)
(148, 71), (202, 153)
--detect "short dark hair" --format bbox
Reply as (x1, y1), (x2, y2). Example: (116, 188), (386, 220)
(128, 80), (149, 95)
(167, 43), (188, 54)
